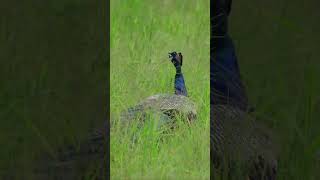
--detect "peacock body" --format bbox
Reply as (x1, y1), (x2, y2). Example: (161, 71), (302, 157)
(120, 93), (197, 126)
(211, 104), (279, 180)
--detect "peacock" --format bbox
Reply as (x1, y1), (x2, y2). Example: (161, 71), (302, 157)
(211, 103), (279, 180)
(211, 42), (279, 179)
(118, 51), (197, 129)
(211, 0), (279, 179)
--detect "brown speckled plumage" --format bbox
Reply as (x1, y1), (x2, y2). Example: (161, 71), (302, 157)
(211, 104), (279, 180)
(121, 94), (197, 125)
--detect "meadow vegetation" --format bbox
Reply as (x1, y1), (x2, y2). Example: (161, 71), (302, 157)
(110, 0), (210, 179)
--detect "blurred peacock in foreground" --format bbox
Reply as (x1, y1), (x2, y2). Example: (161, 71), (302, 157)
(32, 52), (196, 179)
(211, 0), (279, 179)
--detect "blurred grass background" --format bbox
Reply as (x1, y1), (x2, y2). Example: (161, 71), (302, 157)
(0, 1), (107, 179)
(110, 0), (210, 179)
(229, 0), (320, 179)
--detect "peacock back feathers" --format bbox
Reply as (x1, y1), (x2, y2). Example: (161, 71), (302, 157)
(211, 104), (279, 179)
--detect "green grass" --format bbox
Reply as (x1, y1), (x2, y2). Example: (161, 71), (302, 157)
(110, 0), (210, 179)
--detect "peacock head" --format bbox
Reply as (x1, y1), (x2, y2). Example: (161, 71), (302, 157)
(168, 51), (183, 67)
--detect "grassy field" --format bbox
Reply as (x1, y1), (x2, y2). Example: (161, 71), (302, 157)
(228, 1), (320, 179)
(110, 0), (210, 179)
